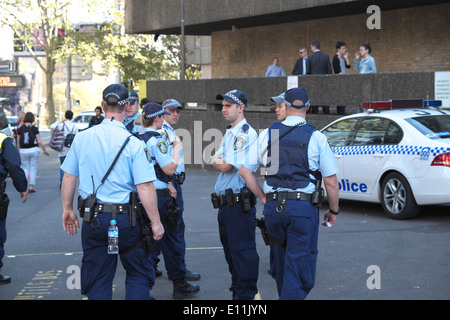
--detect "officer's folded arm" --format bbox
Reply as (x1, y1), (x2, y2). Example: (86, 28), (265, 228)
(208, 155), (234, 173)
(136, 181), (164, 240)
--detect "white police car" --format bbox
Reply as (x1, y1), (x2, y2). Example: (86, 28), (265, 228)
(321, 99), (450, 220)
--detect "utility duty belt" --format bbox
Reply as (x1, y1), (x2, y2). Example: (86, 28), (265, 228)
(77, 194), (137, 227)
(211, 187), (256, 211)
(266, 191), (313, 202)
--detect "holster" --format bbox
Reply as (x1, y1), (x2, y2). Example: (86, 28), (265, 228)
(137, 204), (154, 254)
(241, 186), (256, 212)
(311, 170), (324, 207)
(174, 172), (186, 185)
(254, 217), (286, 248)
(129, 192), (139, 228)
(0, 193), (10, 220)
(164, 196), (181, 230)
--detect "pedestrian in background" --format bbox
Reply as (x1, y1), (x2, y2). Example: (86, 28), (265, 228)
(88, 106), (104, 127)
(292, 47), (308, 75)
(265, 57), (286, 77)
(50, 110), (78, 186)
(16, 112), (49, 193)
(354, 44), (377, 74)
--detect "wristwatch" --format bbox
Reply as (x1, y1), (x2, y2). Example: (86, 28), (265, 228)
(329, 207), (340, 215)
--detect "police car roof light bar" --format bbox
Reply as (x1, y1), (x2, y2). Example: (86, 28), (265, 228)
(424, 100), (442, 107)
(361, 99), (425, 110)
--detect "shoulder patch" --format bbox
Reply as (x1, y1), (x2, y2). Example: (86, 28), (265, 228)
(144, 147), (152, 163)
(233, 137), (246, 151)
(158, 141), (168, 154)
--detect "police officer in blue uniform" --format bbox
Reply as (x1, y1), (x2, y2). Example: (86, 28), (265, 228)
(240, 87), (340, 300)
(140, 102), (200, 299)
(124, 91), (142, 133)
(209, 90), (260, 300)
(0, 132), (28, 284)
(61, 84), (164, 300)
(158, 99), (200, 281)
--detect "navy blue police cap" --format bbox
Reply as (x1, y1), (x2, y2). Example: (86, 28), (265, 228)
(103, 84), (129, 106)
(143, 102), (171, 119)
(216, 89), (248, 109)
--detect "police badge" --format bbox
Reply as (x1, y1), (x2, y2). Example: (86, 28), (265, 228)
(233, 137), (246, 150)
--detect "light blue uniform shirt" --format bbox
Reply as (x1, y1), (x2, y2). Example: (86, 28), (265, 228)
(213, 119), (259, 195)
(142, 127), (174, 190)
(61, 119), (156, 203)
(160, 120), (184, 175)
(124, 112), (142, 133)
(258, 116), (338, 194)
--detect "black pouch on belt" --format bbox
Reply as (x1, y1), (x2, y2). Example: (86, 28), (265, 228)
(0, 193), (10, 220)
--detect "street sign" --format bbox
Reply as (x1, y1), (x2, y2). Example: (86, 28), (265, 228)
(0, 76), (25, 88)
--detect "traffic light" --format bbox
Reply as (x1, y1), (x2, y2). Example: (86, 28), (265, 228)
(73, 99), (80, 106)
(8, 62), (16, 73)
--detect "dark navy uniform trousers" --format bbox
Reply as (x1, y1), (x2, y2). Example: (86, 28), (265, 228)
(81, 212), (155, 300)
(218, 204), (259, 300)
(263, 199), (319, 300)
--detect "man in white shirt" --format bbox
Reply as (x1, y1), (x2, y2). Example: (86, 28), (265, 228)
(50, 110), (78, 186)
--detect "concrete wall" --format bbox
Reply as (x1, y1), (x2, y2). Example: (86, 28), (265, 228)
(144, 71), (438, 169)
(145, 72), (435, 109)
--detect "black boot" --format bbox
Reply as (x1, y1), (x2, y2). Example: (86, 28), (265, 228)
(0, 274), (11, 285)
(185, 270), (201, 281)
(172, 278), (200, 299)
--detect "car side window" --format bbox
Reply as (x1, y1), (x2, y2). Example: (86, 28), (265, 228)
(353, 118), (402, 145)
(322, 118), (359, 147)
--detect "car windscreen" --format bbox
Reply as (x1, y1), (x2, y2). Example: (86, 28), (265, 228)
(405, 115), (450, 139)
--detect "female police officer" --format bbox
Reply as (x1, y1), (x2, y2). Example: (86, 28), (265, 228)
(240, 87), (340, 300)
(140, 102), (200, 299)
(61, 84), (164, 300)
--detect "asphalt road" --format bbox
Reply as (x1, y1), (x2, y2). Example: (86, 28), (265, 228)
(0, 143), (449, 301)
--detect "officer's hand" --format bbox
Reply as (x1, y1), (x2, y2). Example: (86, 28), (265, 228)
(173, 135), (181, 146)
(62, 209), (80, 236)
(151, 221), (164, 241)
(168, 182), (177, 199)
(322, 210), (337, 227)
(20, 191), (28, 203)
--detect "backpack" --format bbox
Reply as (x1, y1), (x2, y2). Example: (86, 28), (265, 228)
(49, 122), (65, 151)
(64, 125), (76, 148)
(20, 125), (36, 148)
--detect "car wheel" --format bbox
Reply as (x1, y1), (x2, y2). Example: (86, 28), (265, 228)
(381, 172), (420, 220)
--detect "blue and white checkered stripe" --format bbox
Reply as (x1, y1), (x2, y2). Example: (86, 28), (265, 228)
(332, 145), (450, 157)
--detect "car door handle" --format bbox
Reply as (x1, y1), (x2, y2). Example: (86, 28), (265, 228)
(373, 153), (386, 158)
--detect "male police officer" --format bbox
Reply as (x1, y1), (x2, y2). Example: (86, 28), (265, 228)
(124, 91), (142, 133)
(208, 90), (260, 300)
(140, 102), (200, 299)
(240, 87), (340, 300)
(61, 84), (164, 300)
(0, 132), (28, 284)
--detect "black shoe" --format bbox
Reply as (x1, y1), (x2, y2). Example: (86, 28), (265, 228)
(173, 278), (200, 299)
(185, 270), (201, 281)
(155, 267), (163, 278)
(0, 274), (11, 285)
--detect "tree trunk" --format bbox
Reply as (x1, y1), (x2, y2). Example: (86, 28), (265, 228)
(45, 56), (56, 125)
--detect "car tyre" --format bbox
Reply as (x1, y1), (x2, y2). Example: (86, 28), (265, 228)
(381, 172), (420, 220)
